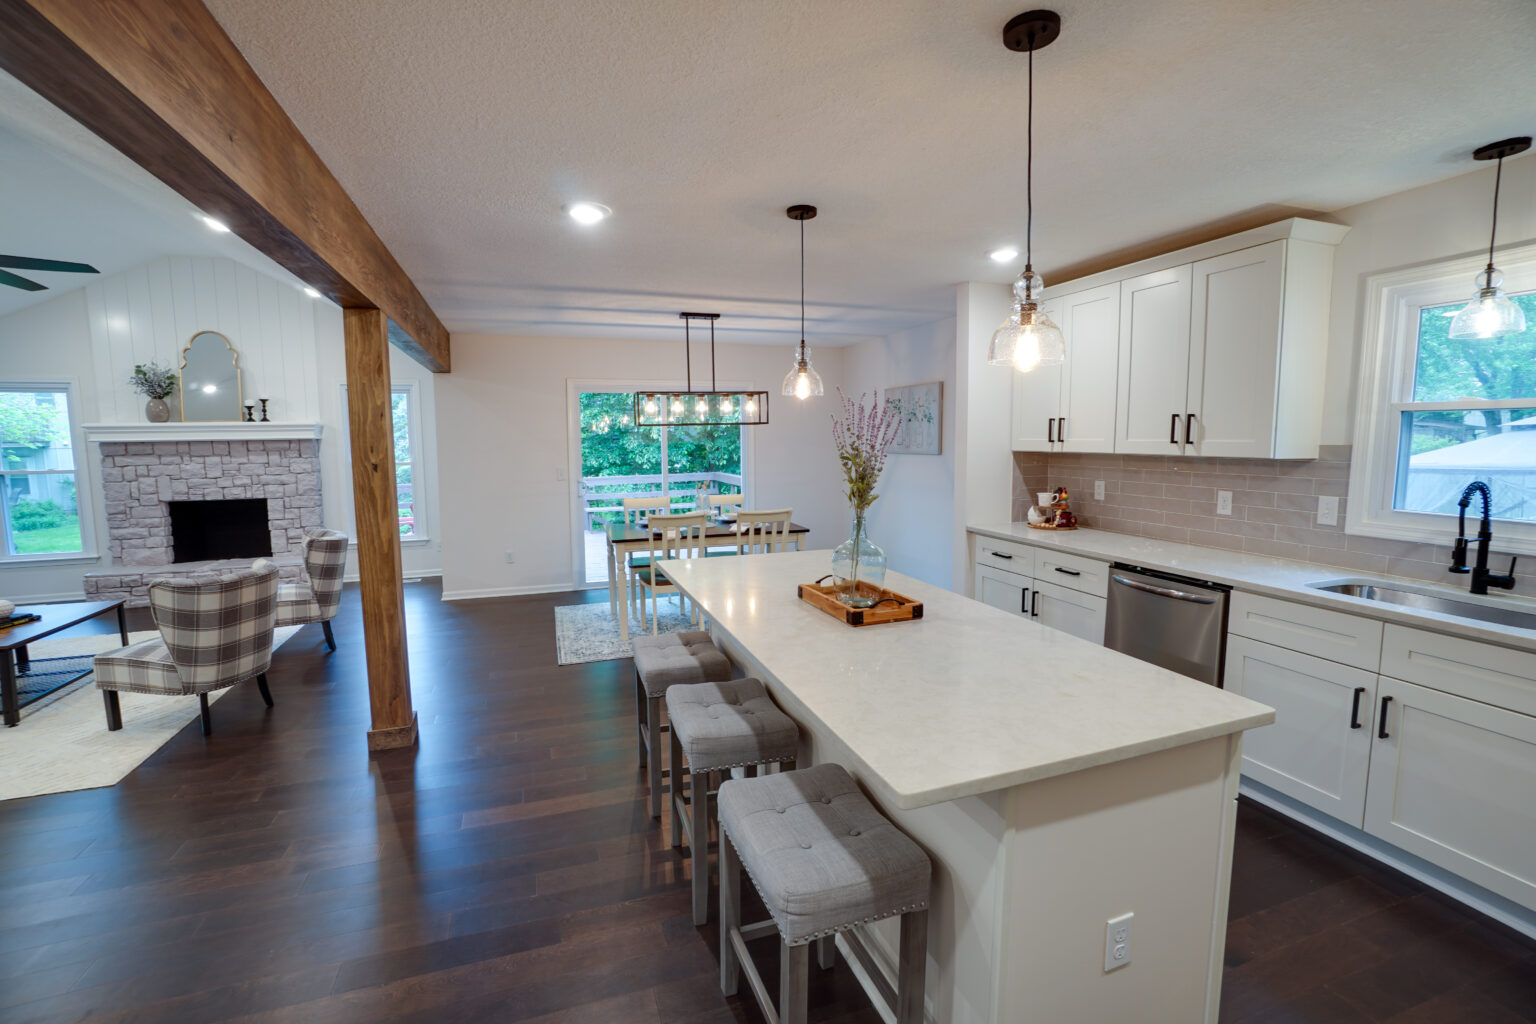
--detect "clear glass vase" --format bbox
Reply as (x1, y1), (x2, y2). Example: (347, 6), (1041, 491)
(831, 511), (886, 607)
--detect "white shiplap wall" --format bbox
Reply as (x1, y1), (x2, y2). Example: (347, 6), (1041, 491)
(84, 256), (322, 423)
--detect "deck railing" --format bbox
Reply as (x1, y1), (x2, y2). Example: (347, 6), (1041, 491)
(580, 471), (743, 528)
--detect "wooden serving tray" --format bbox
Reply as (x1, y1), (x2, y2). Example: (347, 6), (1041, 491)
(1026, 522), (1077, 531)
(797, 580), (924, 627)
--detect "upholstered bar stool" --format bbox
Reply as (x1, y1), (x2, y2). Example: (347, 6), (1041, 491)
(718, 763), (932, 1024)
(632, 631), (732, 817)
(665, 678), (798, 925)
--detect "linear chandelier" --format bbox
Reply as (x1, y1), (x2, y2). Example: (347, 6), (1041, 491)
(634, 313), (771, 427)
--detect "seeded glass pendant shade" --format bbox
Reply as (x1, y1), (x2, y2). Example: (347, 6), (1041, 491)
(782, 204), (824, 400)
(991, 11), (1065, 374)
(988, 268), (1065, 371)
(1449, 137), (1531, 341)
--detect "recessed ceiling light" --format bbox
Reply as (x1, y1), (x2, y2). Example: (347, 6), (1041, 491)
(567, 201), (611, 225)
(989, 247), (1020, 263)
(302, 286), (322, 299)
(199, 214), (231, 233)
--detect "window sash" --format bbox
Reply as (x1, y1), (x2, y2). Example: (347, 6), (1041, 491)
(0, 382), (91, 563)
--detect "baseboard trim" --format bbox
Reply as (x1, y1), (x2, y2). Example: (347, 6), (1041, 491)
(1239, 780), (1536, 940)
(367, 712), (419, 751)
(342, 569), (442, 585)
(8, 589), (88, 605)
(440, 583), (578, 601)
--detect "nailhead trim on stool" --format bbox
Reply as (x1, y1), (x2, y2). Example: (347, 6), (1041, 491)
(631, 631), (732, 818)
(718, 763), (931, 1024)
(666, 678), (799, 925)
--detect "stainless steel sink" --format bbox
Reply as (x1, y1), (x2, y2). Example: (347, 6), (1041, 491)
(1309, 581), (1536, 632)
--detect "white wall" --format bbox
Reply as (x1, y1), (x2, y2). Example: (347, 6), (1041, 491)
(434, 333), (847, 599)
(953, 282), (1015, 592)
(0, 255), (442, 601)
(1322, 154), (1536, 444)
(842, 318), (957, 589)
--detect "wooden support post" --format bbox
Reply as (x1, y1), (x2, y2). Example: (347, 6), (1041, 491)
(344, 307), (417, 750)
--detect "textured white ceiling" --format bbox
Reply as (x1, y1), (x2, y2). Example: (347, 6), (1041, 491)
(0, 72), (309, 321)
(193, 0), (1536, 347)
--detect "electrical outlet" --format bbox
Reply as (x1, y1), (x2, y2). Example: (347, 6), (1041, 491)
(1216, 490), (1233, 516)
(504, 550), (516, 564)
(1317, 495), (1340, 526)
(1094, 480), (1105, 501)
(1105, 912), (1133, 972)
(555, 466), (567, 481)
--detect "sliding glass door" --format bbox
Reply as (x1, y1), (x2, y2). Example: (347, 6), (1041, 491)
(576, 390), (744, 585)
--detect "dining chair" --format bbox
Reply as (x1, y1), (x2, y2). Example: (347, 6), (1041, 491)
(734, 509), (794, 554)
(634, 511), (708, 633)
(708, 493), (745, 519)
(622, 496), (673, 622)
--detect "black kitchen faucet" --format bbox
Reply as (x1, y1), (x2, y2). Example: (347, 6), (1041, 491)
(1448, 481), (1518, 595)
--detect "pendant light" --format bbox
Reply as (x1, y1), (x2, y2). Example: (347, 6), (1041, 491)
(1449, 136), (1531, 340)
(633, 314), (771, 428)
(782, 204), (825, 400)
(988, 11), (1066, 373)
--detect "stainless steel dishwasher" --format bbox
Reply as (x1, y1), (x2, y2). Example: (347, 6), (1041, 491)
(1104, 563), (1232, 686)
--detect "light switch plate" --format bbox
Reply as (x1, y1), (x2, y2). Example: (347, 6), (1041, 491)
(1094, 480), (1105, 501)
(1317, 495), (1339, 526)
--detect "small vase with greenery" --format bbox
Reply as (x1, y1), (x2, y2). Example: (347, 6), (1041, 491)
(830, 389), (901, 607)
(129, 362), (177, 422)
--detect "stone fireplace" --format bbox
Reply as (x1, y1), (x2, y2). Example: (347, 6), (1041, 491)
(84, 434), (323, 605)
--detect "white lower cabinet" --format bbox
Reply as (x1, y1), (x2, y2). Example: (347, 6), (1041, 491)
(1363, 675), (1536, 911)
(1030, 578), (1106, 644)
(1224, 636), (1376, 826)
(976, 563), (1031, 617)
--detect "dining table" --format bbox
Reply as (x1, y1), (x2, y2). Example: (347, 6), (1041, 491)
(604, 519), (810, 641)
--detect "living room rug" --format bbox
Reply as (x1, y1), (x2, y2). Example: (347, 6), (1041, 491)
(554, 602), (696, 665)
(0, 626), (300, 802)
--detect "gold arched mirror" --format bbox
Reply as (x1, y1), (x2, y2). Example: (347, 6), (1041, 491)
(178, 331), (243, 421)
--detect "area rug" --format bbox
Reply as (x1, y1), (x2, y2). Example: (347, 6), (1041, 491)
(0, 626), (300, 802)
(554, 602), (697, 665)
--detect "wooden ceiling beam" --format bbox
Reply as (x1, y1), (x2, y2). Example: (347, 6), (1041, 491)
(0, 0), (450, 372)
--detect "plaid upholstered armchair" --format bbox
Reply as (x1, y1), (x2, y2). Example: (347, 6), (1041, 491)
(94, 559), (279, 736)
(275, 528), (347, 650)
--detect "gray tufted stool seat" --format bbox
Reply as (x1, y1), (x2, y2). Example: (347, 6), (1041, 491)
(718, 763), (931, 1024)
(632, 631), (733, 817)
(666, 678), (799, 924)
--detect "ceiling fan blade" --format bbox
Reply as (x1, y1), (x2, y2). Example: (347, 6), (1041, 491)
(0, 269), (47, 291)
(0, 255), (100, 274)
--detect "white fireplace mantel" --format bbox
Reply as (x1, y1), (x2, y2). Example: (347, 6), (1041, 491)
(82, 422), (324, 443)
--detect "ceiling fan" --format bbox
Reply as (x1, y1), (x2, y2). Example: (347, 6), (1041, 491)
(0, 254), (99, 292)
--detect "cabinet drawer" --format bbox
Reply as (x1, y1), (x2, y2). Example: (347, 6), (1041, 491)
(975, 563), (1031, 617)
(975, 537), (1035, 577)
(1031, 577), (1106, 644)
(1381, 625), (1536, 718)
(1228, 592), (1383, 671)
(1032, 549), (1109, 598)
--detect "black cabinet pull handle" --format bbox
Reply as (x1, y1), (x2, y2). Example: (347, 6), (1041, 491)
(1047, 418), (1055, 444)
(1378, 695), (1393, 739)
(1030, 590), (1039, 617)
(1170, 413), (1180, 444)
(1054, 567), (1081, 576)
(1021, 589), (1030, 615)
(1058, 417), (1066, 441)
(991, 551), (1013, 560)
(1350, 687), (1366, 729)
(1184, 413), (1196, 445)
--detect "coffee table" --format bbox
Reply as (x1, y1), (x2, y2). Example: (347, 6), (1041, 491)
(0, 600), (129, 726)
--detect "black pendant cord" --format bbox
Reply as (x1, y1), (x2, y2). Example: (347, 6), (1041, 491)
(1025, 36), (1033, 279)
(1484, 155), (1504, 288)
(799, 212), (807, 362)
(684, 316), (692, 391)
(710, 318), (717, 392)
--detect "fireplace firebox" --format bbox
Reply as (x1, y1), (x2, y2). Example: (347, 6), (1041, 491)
(168, 498), (272, 563)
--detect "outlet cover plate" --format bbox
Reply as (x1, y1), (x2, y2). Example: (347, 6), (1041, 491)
(1216, 490), (1233, 516)
(1317, 495), (1340, 526)
(1105, 911), (1133, 971)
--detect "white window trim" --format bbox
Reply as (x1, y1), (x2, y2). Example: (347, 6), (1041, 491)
(335, 381), (431, 546)
(0, 378), (98, 565)
(1347, 241), (1536, 555)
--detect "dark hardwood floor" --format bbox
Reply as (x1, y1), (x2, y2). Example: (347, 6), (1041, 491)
(1, 582), (1531, 1023)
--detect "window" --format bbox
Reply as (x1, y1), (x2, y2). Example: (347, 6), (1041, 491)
(0, 385), (88, 560)
(392, 388), (418, 539)
(1349, 245), (1536, 552)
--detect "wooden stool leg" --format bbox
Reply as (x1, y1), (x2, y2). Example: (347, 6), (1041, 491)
(780, 941), (810, 1024)
(719, 830), (741, 996)
(817, 934), (835, 970)
(690, 757), (709, 925)
(897, 909), (929, 1024)
(647, 695), (664, 818)
(635, 672), (647, 767)
(669, 728), (684, 848)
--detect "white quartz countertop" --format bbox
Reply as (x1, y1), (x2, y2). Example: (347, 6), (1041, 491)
(662, 549), (1274, 811)
(968, 523), (1536, 655)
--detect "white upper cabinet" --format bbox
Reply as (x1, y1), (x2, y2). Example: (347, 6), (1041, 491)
(1057, 283), (1120, 453)
(1015, 218), (1348, 459)
(1115, 265), (1194, 455)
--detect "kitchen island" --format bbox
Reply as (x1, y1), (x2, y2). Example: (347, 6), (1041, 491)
(662, 549), (1274, 1024)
